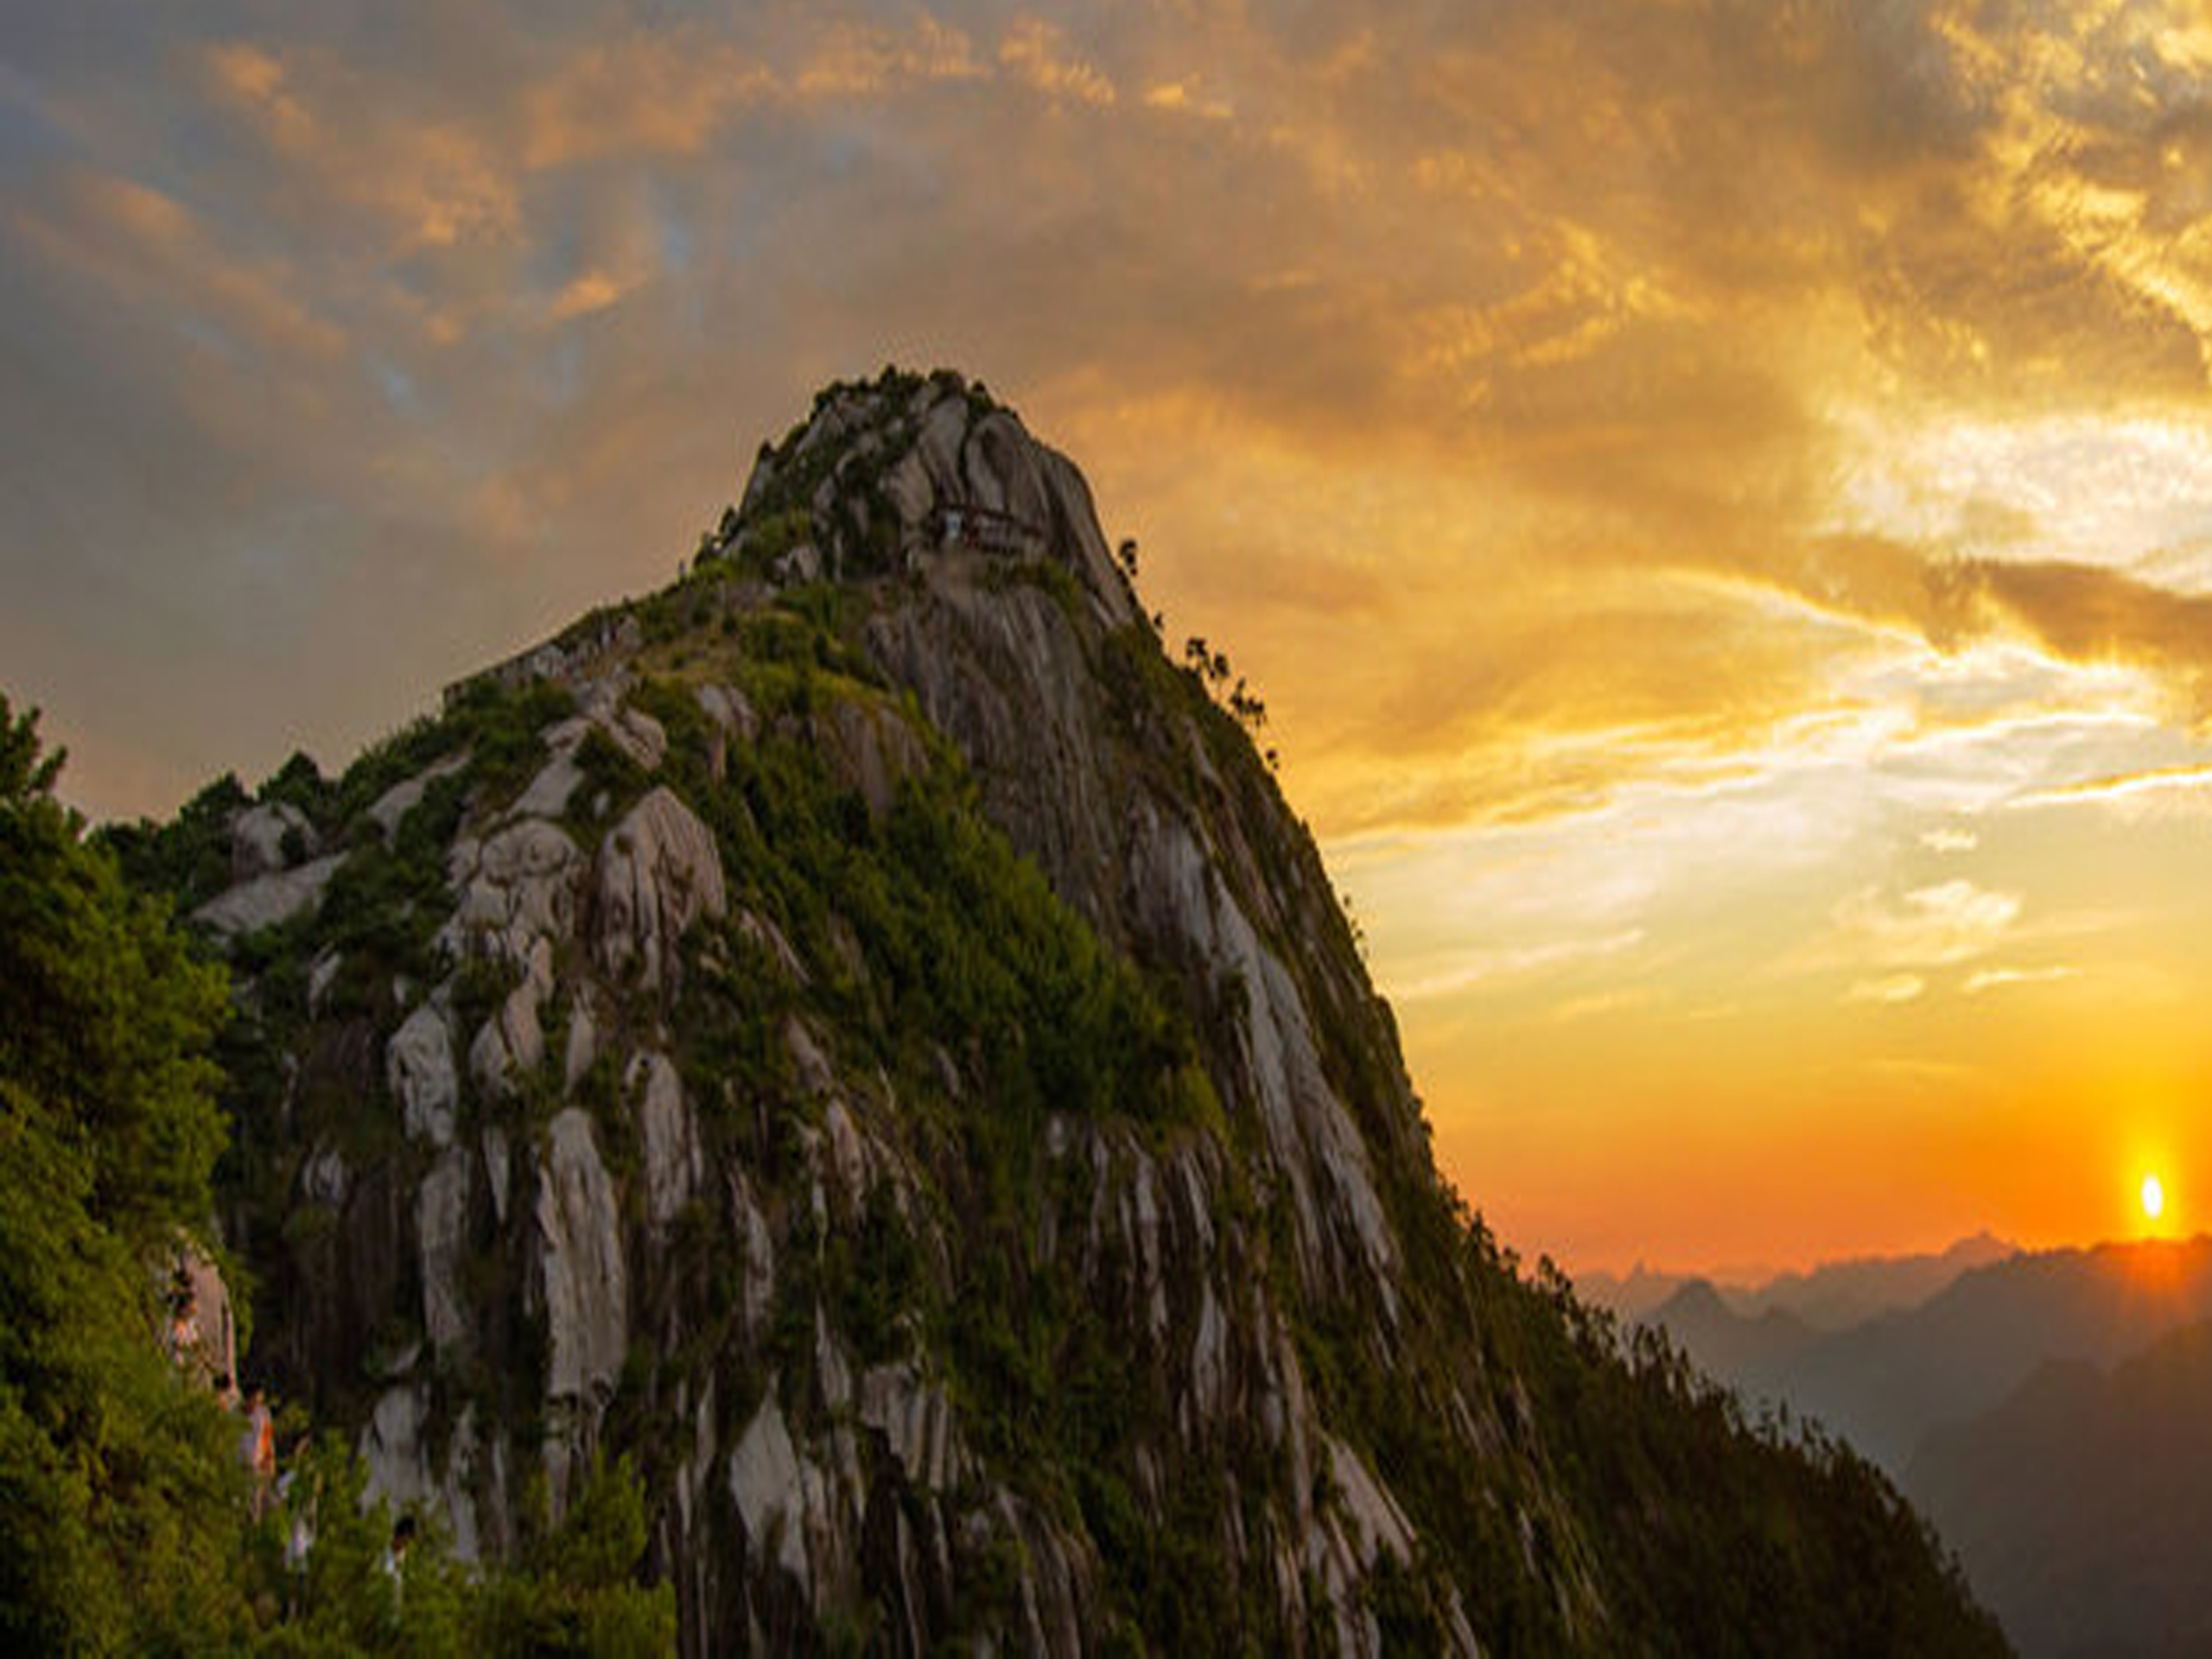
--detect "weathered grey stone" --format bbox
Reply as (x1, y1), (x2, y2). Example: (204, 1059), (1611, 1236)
(361, 1388), (486, 1563)
(858, 1364), (967, 1493)
(195, 853), (344, 938)
(302, 1143), (349, 1206)
(784, 1016), (835, 1099)
(814, 1309), (853, 1414)
(469, 937), (557, 1102)
(563, 1000), (597, 1094)
(628, 1050), (700, 1227)
(1132, 806), (1397, 1313)
(417, 1147), (472, 1357)
(729, 1168), (777, 1338)
(773, 542), (823, 584)
(695, 683), (758, 746)
(1325, 1434), (1416, 1567)
(444, 818), (583, 970)
(386, 1003), (458, 1147)
(511, 751), (584, 820)
(360, 1384), (431, 1514)
(200, 379), (1635, 1656)
(546, 683), (667, 773)
(482, 1126), (512, 1225)
(307, 947), (342, 1014)
(366, 751), (467, 837)
(1191, 1282), (1229, 1423)
(737, 907), (807, 983)
(728, 1396), (817, 1585)
(993, 1492), (1090, 1659)
(533, 1109), (627, 1406)
(818, 699), (924, 819)
(820, 1096), (868, 1200)
(232, 800), (316, 881)
(593, 787), (725, 991)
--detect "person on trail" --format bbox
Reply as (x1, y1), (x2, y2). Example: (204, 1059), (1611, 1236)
(281, 1465), (314, 1618)
(241, 1390), (276, 1518)
(168, 1278), (200, 1370)
(383, 1514), (417, 1619)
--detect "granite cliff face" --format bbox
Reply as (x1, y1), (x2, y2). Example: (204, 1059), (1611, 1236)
(154, 370), (2007, 1655)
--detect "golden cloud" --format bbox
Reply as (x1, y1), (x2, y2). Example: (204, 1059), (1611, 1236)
(520, 35), (778, 168)
(1828, 879), (2022, 969)
(198, 41), (518, 257)
(10, 169), (344, 361)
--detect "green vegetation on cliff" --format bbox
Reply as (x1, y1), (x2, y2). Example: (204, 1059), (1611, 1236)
(0, 697), (671, 1653)
(0, 696), (248, 1651)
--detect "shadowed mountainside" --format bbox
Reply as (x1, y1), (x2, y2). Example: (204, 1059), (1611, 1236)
(1910, 1315), (2212, 1658)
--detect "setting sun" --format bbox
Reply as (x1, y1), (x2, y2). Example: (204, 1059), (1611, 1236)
(2142, 1174), (2166, 1224)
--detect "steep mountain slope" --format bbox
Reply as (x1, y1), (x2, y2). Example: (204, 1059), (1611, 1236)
(1909, 1317), (2212, 1658)
(1643, 1235), (2212, 1472)
(122, 368), (2006, 1655)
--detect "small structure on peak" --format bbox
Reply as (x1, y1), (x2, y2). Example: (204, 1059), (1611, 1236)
(927, 501), (1042, 556)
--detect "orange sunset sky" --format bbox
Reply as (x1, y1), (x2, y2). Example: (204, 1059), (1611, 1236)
(4, 2), (2211, 1275)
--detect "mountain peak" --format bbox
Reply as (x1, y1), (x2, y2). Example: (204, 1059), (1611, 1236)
(695, 365), (1135, 633)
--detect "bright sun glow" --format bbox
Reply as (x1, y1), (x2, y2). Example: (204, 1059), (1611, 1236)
(2142, 1173), (2166, 1223)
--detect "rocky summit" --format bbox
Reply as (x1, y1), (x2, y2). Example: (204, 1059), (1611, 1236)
(132, 368), (2007, 1654)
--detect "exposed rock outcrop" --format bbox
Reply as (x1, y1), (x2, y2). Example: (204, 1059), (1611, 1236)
(594, 786), (725, 992)
(534, 1108), (627, 1411)
(195, 852), (344, 938)
(629, 1051), (701, 1229)
(231, 800), (318, 881)
(386, 1003), (458, 1147)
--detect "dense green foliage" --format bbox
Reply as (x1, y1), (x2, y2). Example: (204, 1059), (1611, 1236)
(1, 696), (673, 1653)
(0, 697), (251, 1652)
(253, 1436), (474, 1656)
(474, 1457), (675, 1656)
(254, 1440), (669, 1656)
(2, 704), (232, 1248)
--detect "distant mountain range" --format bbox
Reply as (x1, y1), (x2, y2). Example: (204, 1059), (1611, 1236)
(1635, 1233), (2212, 1657)
(1646, 1234), (2212, 1471)
(1578, 1230), (2015, 1329)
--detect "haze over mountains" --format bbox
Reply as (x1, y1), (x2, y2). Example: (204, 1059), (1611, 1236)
(1910, 1315), (2212, 1659)
(1630, 1233), (2212, 1657)
(1580, 1231), (2015, 1329)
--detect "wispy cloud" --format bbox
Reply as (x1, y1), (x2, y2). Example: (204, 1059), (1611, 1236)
(1847, 974), (1927, 1006)
(1962, 964), (2080, 995)
(1389, 929), (1646, 1004)
(1822, 880), (2022, 970)
(2010, 762), (2212, 814)
(997, 17), (1115, 105)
